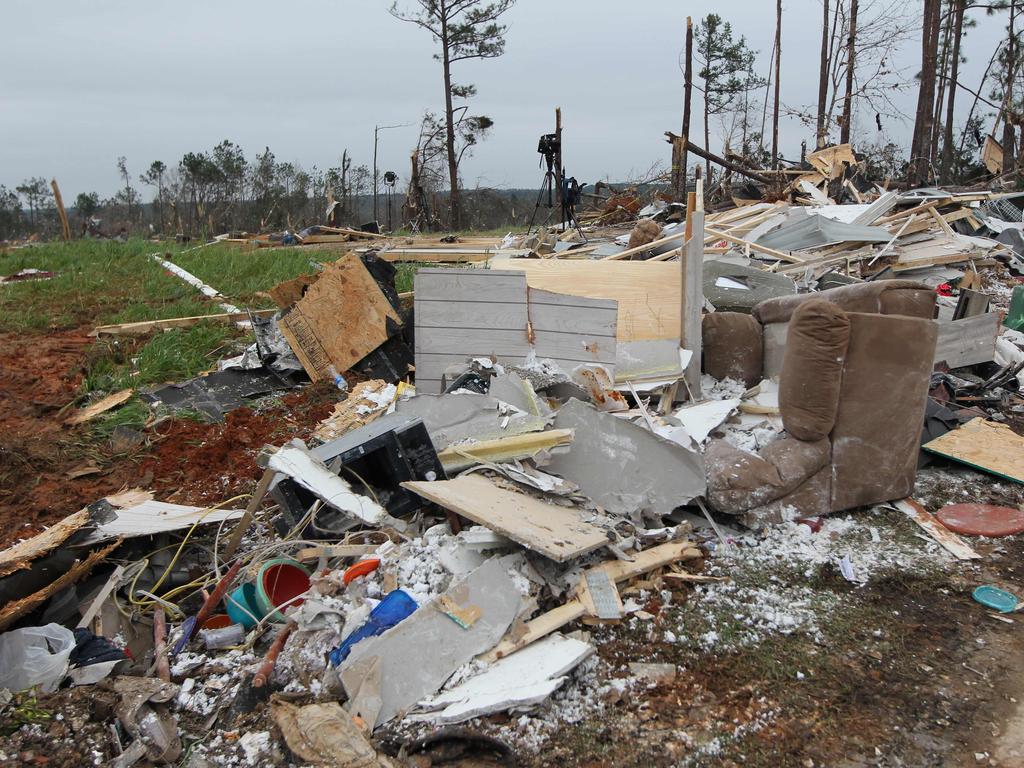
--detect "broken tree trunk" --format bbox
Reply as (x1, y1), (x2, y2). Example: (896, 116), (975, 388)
(672, 16), (695, 201)
(816, 0), (831, 148)
(840, 0), (858, 145)
(51, 179), (71, 242)
(664, 133), (774, 185)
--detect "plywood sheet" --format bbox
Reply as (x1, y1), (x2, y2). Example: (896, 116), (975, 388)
(279, 254), (399, 381)
(489, 258), (680, 341)
(402, 475), (609, 562)
(923, 418), (1024, 483)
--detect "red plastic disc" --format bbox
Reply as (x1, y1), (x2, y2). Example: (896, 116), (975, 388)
(935, 504), (1024, 537)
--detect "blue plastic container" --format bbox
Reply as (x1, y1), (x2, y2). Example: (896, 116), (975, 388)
(329, 589), (418, 667)
(225, 583), (261, 629)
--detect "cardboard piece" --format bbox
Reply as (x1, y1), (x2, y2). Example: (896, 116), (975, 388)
(340, 556), (521, 729)
(279, 254), (400, 381)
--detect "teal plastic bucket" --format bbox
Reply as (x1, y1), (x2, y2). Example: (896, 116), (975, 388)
(225, 583), (261, 629)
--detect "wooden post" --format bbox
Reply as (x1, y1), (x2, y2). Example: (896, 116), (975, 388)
(222, 468), (275, 561)
(681, 177), (704, 400)
(51, 179), (71, 241)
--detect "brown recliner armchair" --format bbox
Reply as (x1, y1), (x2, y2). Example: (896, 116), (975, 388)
(701, 281), (938, 524)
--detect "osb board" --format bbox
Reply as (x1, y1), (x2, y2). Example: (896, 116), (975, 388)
(0, 540), (120, 631)
(489, 257), (680, 342)
(402, 475), (609, 562)
(923, 418), (1024, 484)
(0, 509), (89, 578)
(278, 254), (399, 381)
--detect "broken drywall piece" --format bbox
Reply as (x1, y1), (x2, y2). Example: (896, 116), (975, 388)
(394, 392), (548, 451)
(489, 372), (551, 417)
(672, 399), (741, 443)
(546, 399), (706, 519)
(340, 555), (521, 730)
(402, 475), (608, 562)
(417, 633), (594, 724)
(80, 501), (244, 544)
(268, 443), (391, 527)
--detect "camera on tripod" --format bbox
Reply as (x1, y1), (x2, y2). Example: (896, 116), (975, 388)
(537, 133), (560, 168)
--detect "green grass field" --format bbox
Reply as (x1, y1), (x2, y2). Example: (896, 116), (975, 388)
(0, 238), (439, 434)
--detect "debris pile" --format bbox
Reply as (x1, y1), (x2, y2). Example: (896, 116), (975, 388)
(5, 155), (1024, 765)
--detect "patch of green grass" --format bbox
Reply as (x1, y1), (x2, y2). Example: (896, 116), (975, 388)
(81, 322), (241, 394)
(0, 238), (225, 332)
(88, 398), (152, 439)
(172, 244), (329, 306)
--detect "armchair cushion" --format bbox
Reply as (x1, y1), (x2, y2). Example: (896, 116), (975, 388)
(702, 312), (763, 387)
(779, 300), (850, 441)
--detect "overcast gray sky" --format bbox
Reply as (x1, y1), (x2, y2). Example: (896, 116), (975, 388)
(0, 1), (1007, 201)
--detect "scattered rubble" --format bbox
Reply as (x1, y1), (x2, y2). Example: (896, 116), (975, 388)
(5, 157), (1024, 766)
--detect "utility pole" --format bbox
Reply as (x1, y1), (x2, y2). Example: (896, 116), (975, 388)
(772, 0), (782, 168)
(372, 123), (408, 224)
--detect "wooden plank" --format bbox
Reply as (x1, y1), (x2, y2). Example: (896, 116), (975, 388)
(401, 475), (609, 562)
(65, 389), (133, 425)
(378, 249), (491, 263)
(892, 499), (981, 561)
(483, 540), (702, 660)
(490, 258), (680, 341)
(0, 540), (121, 632)
(0, 510), (90, 578)
(681, 210), (703, 396)
(934, 313), (999, 368)
(93, 309), (277, 336)
(704, 226), (804, 263)
(923, 418), (1024, 483)
(296, 544), (379, 562)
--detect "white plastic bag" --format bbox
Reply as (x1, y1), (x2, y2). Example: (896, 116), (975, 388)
(0, 623), (76, 692)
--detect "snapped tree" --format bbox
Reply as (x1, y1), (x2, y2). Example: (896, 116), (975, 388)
(389, 0), (513, 230)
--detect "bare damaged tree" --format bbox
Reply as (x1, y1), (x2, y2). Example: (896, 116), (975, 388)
(389, 0), (514, 230)
(940, 1), (967, 180)
(797, 0), (914, 146)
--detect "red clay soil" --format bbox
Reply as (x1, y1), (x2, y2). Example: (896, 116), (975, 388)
(137, 386), (338, 506)
(0, 330), (139, 548)
(0, 326), (339, 546)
